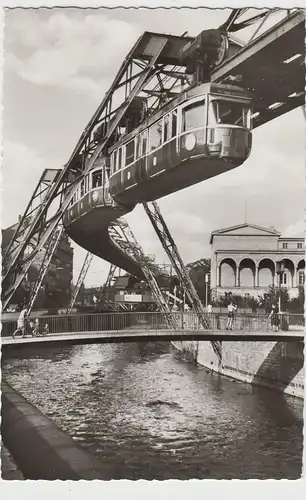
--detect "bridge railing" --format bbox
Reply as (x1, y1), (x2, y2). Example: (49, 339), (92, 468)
(1, 312), (304, 337)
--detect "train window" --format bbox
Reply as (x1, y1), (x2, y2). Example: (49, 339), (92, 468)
(135, 135), (141, 160)
(211, 100), (250, 127)
(113, 150), (118, 172)
(80, 179), (85, 197)
(142, 131), (147, 155)
(182, 100), (205, 132)
(92, 169), (102, 188)
(163, 114), (170, 142)
(125, 140), (135, 165)
(118, 147), (123, 169)
(149, 120), (162, 151)
(171, 109), (177, 138)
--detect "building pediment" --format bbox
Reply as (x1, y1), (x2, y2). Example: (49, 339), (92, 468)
(210, 223), (280, 243)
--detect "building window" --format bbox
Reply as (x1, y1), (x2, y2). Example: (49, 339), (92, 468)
(282, 242), (288, 249)
(297, 242), (302, 249)
(281, 271), (288, 285)
(298, 270), (305, 286)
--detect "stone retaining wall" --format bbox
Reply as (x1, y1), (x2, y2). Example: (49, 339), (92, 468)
(172, 340), (304, 399)
(1, 382), (110, 480)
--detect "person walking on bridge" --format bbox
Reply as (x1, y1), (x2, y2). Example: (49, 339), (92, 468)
(226, 301), (237, 331)
(269, 304), (280, 332)
(12, 306), (28, 339)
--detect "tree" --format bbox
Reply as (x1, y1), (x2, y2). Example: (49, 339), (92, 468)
(186, 258), (211, 301)
(287, 286), (304, 313)
(258, 286), (290, 313)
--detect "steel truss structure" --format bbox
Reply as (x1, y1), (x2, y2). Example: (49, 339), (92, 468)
(2, 8), (304, 316)
(108, 219), (177, 329)
(67, 252), (94, 313)
(27, 223), (65, 314)
(143, 201), (222, 358)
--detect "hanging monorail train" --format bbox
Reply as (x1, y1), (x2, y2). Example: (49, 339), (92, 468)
(108, 82), (252, 205)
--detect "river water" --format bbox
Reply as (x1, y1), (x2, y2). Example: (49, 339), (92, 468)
(2, 341), (303, 479)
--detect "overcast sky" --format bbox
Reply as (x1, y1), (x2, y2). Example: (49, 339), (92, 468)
(2, 8), (305, 287)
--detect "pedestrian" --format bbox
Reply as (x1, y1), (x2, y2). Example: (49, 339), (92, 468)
(226, 301), (237, 330)
(207, 303), (213, 314)
(33, 318), (40, 336)
(12, 306), (28, 339)
(269, 304), (280, 332)
(43, 323), (49, 336)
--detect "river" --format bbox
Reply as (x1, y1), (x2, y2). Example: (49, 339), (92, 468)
(2, 341), (303, 479)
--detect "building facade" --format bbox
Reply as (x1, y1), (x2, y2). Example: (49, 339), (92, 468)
(210, 223), (305, 299)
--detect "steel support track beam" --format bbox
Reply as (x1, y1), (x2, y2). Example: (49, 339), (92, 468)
(67, 252), (94, 314)
(108, 219), (177, 329)
(143, 201), (222, 360)
(99, 264), (118, 310)
(26, 223), (65, 315)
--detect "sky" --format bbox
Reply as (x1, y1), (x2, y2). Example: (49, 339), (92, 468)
(2, 7), (305, 287)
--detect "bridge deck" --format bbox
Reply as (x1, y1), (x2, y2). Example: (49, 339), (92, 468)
(1, 330), (304, 347)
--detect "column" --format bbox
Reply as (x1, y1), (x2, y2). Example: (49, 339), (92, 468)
(235, 266), (239, 287)
(217, 266), (221, 287)
(294, 267), (299, 288)
(255, 266), (259, 287)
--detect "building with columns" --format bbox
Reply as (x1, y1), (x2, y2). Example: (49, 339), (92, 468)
(210, 223), (305, 299)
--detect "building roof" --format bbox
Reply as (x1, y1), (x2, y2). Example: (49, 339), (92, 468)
(210, 223), (281, 244)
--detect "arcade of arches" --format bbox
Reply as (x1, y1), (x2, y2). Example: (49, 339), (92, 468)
(217, 257), (305, 290)
(210, 223), (305, 299)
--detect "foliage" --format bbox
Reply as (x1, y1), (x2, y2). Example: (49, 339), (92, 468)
(257, 286), (290, 313)
(186, 258), (211, 301)
(288, 286), (305, 313)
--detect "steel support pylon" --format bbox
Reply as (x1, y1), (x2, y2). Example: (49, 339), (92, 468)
(27, 223), (65, 315)
(108, 219), (177, 329)
(143, 201), (222, 359)
(67, 252), (94, 313)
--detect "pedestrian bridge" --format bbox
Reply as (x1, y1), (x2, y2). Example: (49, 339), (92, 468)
(1, 329), (304, 349)
(2, 311), (304, 348)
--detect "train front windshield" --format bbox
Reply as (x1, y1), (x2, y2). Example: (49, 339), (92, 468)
(210, 100), (251, 128)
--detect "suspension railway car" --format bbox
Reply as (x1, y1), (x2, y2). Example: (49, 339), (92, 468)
(108, 82), (252, 205)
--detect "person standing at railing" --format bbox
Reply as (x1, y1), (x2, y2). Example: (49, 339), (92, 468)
(226, 301), (237, 331)
(269, 304), (280, 332)
(12, 307), (28, 339)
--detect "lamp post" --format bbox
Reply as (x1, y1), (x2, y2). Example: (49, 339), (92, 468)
(276, 260), (285, 314)
(205, 273), (209, 307)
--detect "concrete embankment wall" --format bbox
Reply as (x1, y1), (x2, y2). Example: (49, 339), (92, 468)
(1, 382), (110, 480)
(172, 340), (304, 399)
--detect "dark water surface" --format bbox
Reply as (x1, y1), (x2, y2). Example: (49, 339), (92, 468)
(2, 342), (303, 479)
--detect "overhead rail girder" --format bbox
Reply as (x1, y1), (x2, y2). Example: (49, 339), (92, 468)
(212, 10), (305, 128)
(143, 201), (222, 359)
